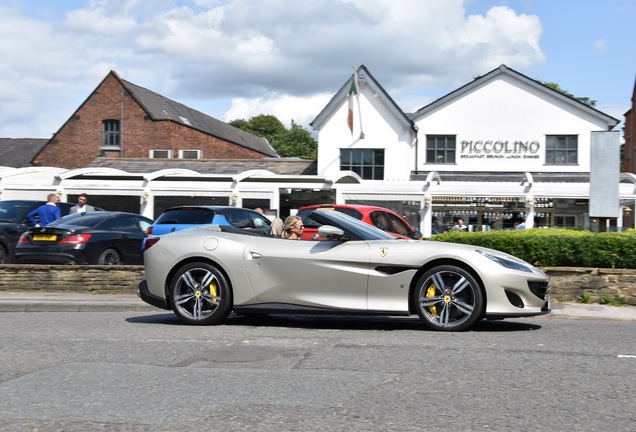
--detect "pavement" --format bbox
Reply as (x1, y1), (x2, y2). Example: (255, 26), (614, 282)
(0, 291), (634, 321)
(0, 291), (156, 313)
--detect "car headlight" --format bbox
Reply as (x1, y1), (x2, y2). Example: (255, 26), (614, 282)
(476, 250), (534, 273)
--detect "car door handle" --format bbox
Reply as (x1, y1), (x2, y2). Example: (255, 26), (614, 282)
(250, 252), (262, 260)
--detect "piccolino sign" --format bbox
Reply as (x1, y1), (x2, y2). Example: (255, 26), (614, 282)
(461, 140), (540, 154)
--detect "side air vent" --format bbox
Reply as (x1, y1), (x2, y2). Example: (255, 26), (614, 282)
(505, 290), (524, 308)
(374, 266), (417, 275)
(528, 281), (549, 300)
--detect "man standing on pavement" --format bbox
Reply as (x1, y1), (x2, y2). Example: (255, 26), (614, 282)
(27, 193), (61, 227)
(70, 193), (95, 214)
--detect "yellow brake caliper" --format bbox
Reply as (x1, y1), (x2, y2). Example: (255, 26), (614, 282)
(208, 281), (218, 308)
(426, 284), (437, 315)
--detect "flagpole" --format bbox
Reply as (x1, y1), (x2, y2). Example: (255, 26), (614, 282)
(354, 67), (365, 139)
(347, 66), (356, 136)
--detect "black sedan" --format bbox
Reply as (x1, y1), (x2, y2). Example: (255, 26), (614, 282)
(14, 212), (153, 265)
(0, 200), (75, 263)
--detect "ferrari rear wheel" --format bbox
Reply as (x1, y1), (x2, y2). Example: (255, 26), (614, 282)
(169, 262), (232, 325)
(414, 265), (483, 331)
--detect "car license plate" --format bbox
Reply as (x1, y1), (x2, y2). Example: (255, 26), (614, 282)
(33, 234), (57, 241)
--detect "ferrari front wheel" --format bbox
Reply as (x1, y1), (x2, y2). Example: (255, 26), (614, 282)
(414, 265), (483, 331)
(169, 262), (232, 325)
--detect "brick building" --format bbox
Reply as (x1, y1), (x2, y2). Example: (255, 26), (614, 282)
(622, 77), (636, 227)
(32, 71), (278, 169)
(624, 77), (635, 174)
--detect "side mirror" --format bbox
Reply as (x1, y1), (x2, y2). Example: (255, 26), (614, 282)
(318, 225), (345, 240)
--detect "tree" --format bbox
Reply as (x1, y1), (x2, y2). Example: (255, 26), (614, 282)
(228, 118), (250, 131)
(229, 114), (317, 159)
(540, 81), (596, 107)
(271, 120), (317, 159)
(229, 114), (286, 139)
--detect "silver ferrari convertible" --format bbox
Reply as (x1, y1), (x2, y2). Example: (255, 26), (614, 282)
(138, 209), (550, 331)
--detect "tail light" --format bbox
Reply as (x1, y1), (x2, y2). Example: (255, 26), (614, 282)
(58, 233), (92, 245)
(17, 234), (30, 245)
(143, 237), (160, 251)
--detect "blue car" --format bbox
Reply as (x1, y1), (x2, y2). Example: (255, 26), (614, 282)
(145, 206), (272, 237)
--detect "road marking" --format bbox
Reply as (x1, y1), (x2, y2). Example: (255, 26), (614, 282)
(617, 355), (636, 358)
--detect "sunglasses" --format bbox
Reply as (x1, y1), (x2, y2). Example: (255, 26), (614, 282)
(294, 225), (304, 229)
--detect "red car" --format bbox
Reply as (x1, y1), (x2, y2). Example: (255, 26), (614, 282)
(296, 204), (422, 240)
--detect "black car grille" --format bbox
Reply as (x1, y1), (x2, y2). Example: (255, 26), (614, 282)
(528, 281), (549, 300)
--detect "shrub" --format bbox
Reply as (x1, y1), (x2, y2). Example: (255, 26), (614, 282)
(578, 292), (592, 304)
(430, 228), (636, 269)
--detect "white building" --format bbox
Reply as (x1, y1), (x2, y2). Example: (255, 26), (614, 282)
(311, 64), (625, 235)
(1, 64), (631, 236)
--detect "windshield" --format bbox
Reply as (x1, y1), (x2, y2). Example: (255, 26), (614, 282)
(309, 209), (396, 241)
(297, 207), (363, 230)
(155, 208), (216, 224)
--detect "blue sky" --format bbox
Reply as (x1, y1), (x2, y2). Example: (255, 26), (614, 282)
(0, 0), (633, 139)
(464, 0), (634, 112)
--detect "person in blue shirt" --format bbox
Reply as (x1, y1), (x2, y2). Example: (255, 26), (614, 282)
(28, 193), (61, 227)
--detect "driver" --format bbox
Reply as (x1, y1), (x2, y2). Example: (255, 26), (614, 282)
(281, 216), (304, 239)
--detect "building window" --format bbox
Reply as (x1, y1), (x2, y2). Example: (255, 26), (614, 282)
(546, 135), (578, 165)
(554, 215), (576, 228)
(102, 120), (120, 147)
(340, 149), (384, 180)
(150, 150), (172, 159)
(426, 135), (456, 164)
(179, 150), (202, 159)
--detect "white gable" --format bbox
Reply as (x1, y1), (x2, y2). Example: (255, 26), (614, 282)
(314, 67), (416, 181)
(413, 68), (617, 173)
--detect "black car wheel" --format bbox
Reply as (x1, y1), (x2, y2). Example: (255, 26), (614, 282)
(414, 265), (483, 331)
(0, 245), (7, 264)
(169, 262), (232, 325)
(98, 248), (121, 265)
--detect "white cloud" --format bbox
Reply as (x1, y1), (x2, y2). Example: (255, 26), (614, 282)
(224, 92), (333, 130)
(0, 0), (547, 137)
(63, 3), (139, 35)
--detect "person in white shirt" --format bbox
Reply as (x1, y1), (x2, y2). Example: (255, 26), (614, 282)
(452, 218), (467, 232)
(70, 193), (96, 214)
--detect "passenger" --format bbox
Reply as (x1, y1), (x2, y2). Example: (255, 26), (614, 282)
(270, 217), (283, 236)
(281, 215), (304, 239)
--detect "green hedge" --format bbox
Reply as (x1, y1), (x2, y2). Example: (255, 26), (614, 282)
(429, 228), (636, 269)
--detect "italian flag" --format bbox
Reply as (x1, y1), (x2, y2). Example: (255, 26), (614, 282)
(347, 73), (357, 134)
